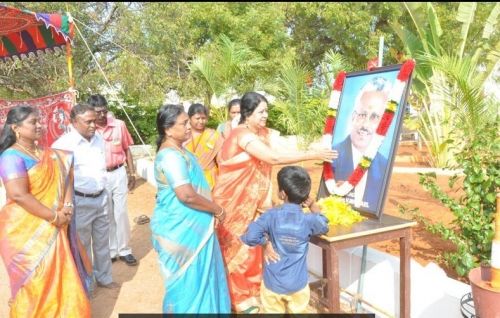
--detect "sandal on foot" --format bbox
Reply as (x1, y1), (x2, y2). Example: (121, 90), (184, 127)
(240, 306), (260, 314)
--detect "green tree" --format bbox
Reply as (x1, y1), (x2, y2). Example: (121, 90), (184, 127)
(398, 2), (500, 277)
(0, 2), (133, 98)
(285, 2), (405, 70)
(119, 2), (290, 105)
(272, 53), (348, 147)
(188, 35), (265, 108)
(391, 2), (500, 167)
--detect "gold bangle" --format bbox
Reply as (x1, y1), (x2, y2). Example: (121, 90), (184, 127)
(50, 210), (58, 224)
(215, 208), (224, 218)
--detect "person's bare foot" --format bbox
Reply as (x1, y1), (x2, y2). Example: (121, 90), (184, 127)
(97, 281), (121, 289)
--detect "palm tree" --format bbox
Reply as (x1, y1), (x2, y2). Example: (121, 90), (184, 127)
(391, 2), (500, 167)
(318, 49), (353, 95)
(273, 54), (346, 149)
(422, 53), (499, 143)
(396, 2), (500, 277)
(188, 34), (265, 109)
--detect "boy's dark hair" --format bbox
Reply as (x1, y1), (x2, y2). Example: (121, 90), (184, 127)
(277, 166), (311, 204)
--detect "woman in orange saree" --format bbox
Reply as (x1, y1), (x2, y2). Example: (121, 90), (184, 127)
(185, 103), (224, 189)
(212, 92), (337, 313)
(0, 106), (91, 317)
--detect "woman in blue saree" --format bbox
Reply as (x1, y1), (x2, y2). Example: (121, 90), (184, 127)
(151, 104), (230, 313)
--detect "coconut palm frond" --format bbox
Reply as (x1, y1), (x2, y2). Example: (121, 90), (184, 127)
(188, 55), (222, 97)
(188, 34), (266, 107)
(420, 53), (497, 143)
(278, 60), (308, 111)
(253, 78), (282, 99)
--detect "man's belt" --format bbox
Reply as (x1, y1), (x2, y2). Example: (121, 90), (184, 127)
(75, 189), (104, 198)
(106, 163), (124, 172)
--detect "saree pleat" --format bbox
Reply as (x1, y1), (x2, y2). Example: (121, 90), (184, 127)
(151, 148), (230, 313)
(0, 149), (91, 318)
(212, 127), (272, 312)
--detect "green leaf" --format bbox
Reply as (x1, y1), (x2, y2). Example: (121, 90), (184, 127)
(457, 264), (467, 277)
(426, 3), (443, 52)
(482, 3), (500, 39)
(485, 193), (496, 204)
(456, 2), (477, 57)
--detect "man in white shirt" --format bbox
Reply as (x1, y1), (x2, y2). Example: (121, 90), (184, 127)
(332, 77), (391, 211)
(52, 103), (119, 290)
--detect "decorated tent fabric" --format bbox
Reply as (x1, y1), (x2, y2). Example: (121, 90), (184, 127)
(0, 90), (75, 146)
(0, 4), (73, 62)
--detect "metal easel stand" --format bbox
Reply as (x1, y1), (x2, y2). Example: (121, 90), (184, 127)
(354, 245), (368, 311)
(460, 292), (476, 318)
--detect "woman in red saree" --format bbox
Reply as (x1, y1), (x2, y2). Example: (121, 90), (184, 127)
(212, 92), (337, 313)
(0, 106), (91, 317)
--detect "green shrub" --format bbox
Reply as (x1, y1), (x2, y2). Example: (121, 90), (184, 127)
(207, 106), (227, 130)
(400, 123), (500, 276)
(270, 97), (328, 147)
(267, 103), (293, 135)
(108, 101), (158, 148)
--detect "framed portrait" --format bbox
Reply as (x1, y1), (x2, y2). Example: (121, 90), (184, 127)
(318, 63), (414, 219)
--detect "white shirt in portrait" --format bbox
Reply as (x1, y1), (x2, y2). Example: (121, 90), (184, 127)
(351, 143), (369, 209)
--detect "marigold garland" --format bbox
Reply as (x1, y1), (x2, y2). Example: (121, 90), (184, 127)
(317, 196), (365, 226)
(322, 60), (416, 197)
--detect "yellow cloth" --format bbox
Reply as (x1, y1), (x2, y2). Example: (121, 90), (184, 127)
(184, 128), (223, 189)
(0, 149), (91, 317)
(260, 281), (311, 313)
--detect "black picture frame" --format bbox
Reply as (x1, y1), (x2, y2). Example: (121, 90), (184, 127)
(317, 64), (414, 219)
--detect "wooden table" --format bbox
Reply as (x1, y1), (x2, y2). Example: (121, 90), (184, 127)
(310, 214), (417, 317)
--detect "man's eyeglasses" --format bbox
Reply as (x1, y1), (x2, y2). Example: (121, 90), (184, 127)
(95, 110), (108, 115)
(353, 111), (381, 123)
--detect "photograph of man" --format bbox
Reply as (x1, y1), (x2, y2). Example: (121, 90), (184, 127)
(332, 76), (392, 211)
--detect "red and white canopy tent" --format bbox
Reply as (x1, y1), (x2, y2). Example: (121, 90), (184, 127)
(0, 4), (75, 146)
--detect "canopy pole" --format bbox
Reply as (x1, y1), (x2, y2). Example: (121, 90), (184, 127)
(378, 36), (384, 67)
(66, 11), (75, 89)
(73, 19), (154, 161)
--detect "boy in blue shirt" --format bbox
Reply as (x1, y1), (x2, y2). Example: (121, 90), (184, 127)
(240, 165), (329, 313)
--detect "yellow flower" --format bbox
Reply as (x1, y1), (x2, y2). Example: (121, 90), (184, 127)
(387, 100), (398, 112)
(327, 109), (337, 117)
(317, 196), (365, 226)
(359, 156), (372, 169)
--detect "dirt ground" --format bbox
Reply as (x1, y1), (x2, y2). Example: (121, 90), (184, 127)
(0, 143), (462, 317)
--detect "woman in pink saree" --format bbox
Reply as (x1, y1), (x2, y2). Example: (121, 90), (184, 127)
(212, 92), (337, 313)
(0, 106), (91, 317)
